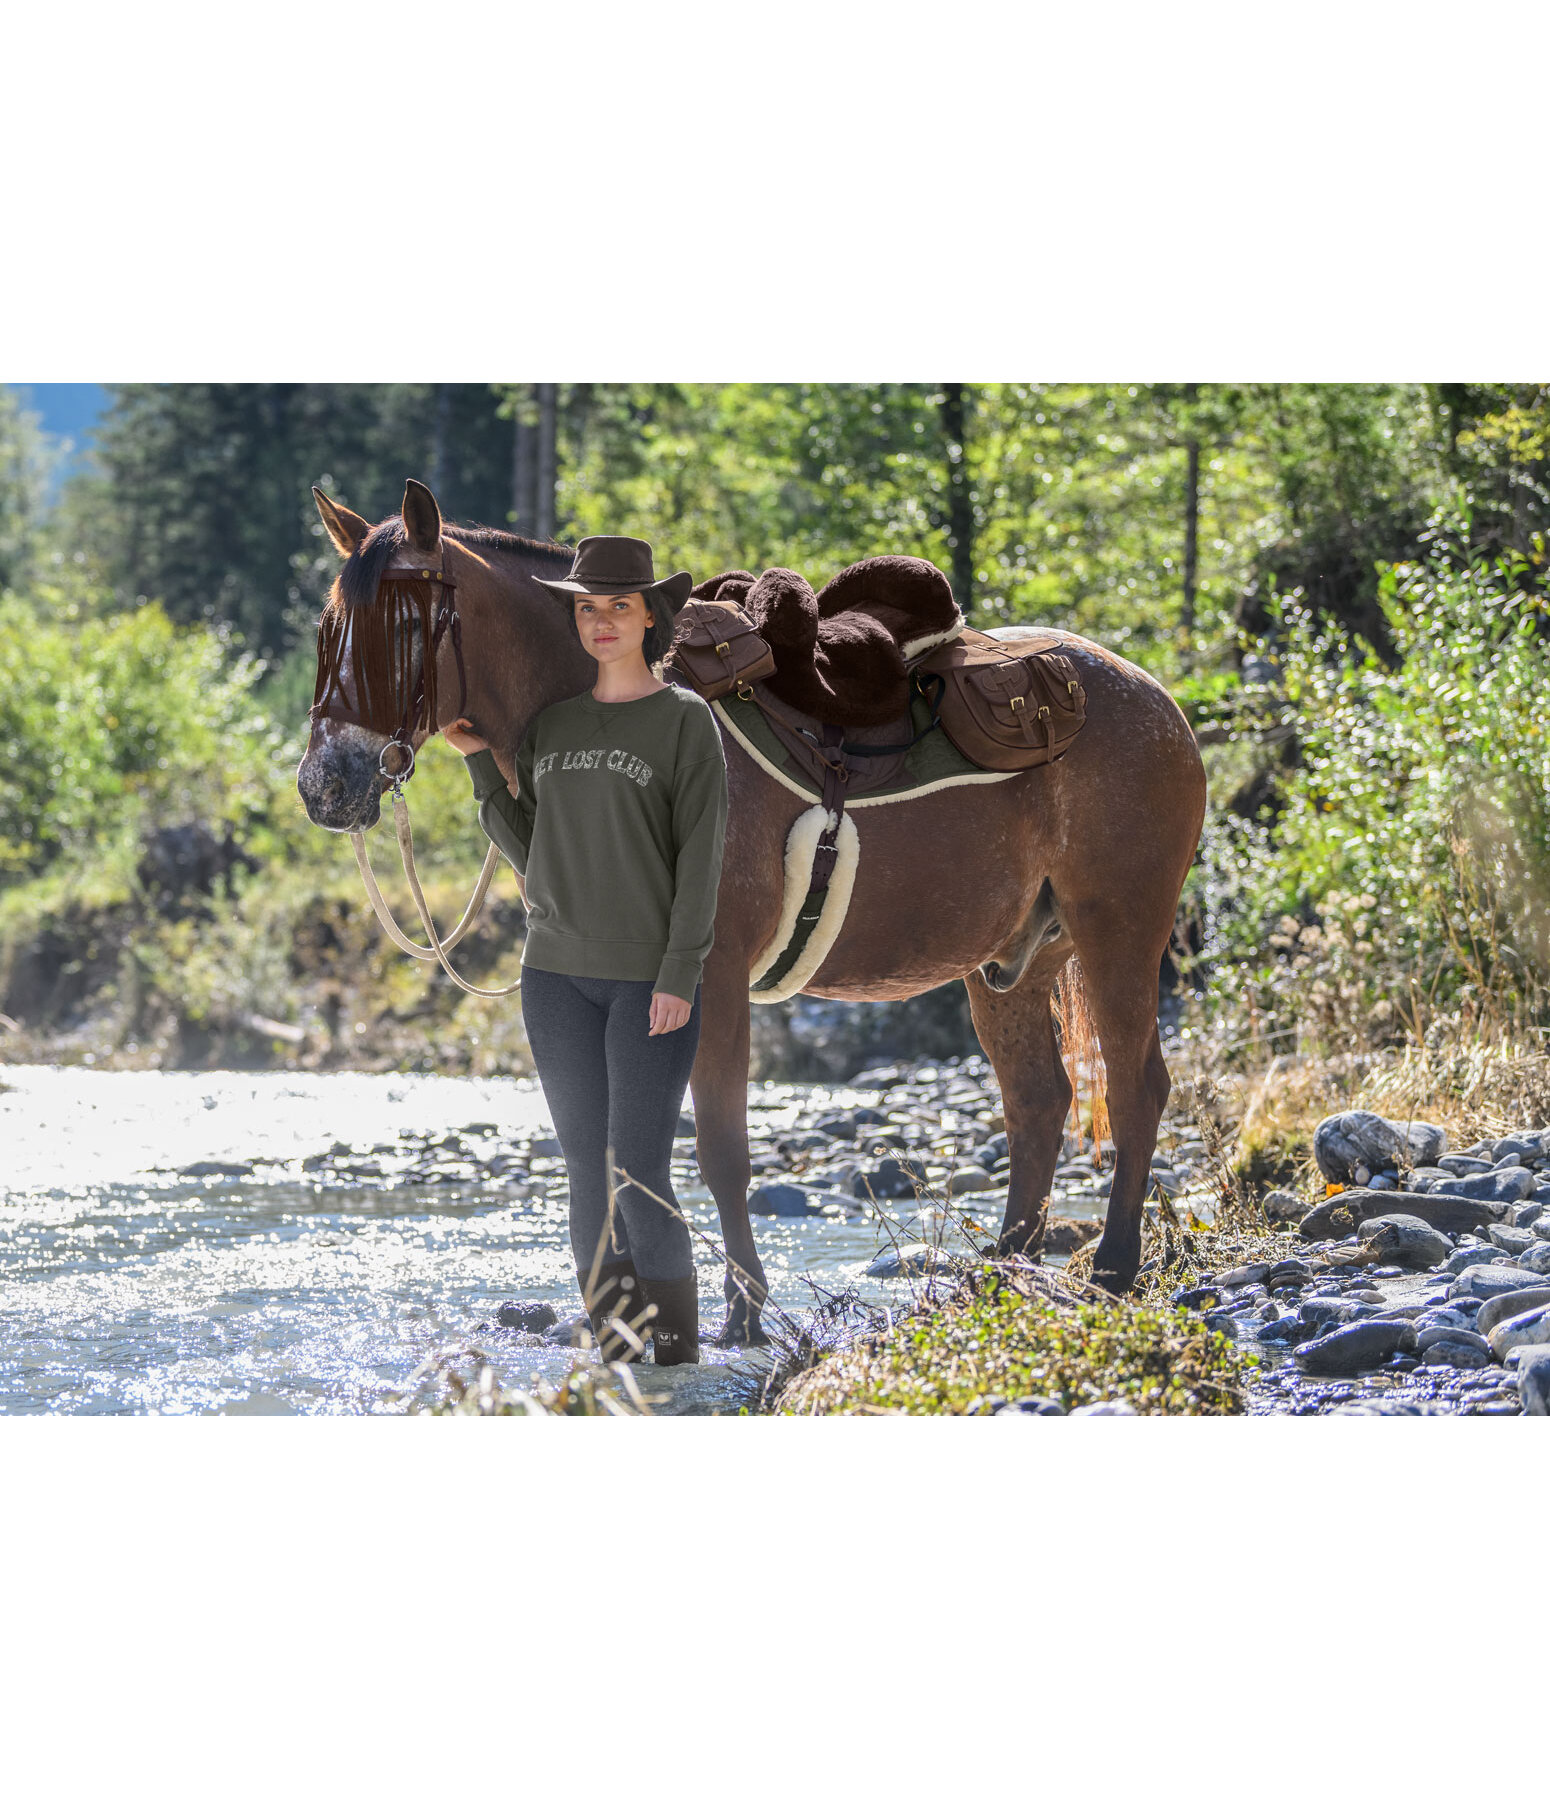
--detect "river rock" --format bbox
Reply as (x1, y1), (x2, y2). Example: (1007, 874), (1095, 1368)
(1444, 1241), (1512, 1274)
(1514, 1201), (1545, 1227)
(1265, 1257), (1314, 1288)
(1219, 1262), (1274, 1289)
(543, 1311), (592, 1346)
(1400, 1121), (1449, 1165)
(1450, 1263), (1550, 1302)
(1433, 1166), (1537, 1205)
(948, 1166), (999, 1195)
(1355, 1214), (1452, 1270)
(1416, 1324), (1491, 1352)
(853, 1156), (928, 1199)
(998, 1397), (1068, 1416)
(865, 1244), (961, 1280)
(1262, 1189), (1306, 1223)
(1489, 1224), (1536, 1255)
(1488, 1303), (1550, 1360)
(495, 1299), (559, 1334)
(749, 1181), (827, 1217)
(1068, 1399), (1138, 1417)
(1313, 1112), (1412, 1183)
(1439, 1155), (1495, 1177)
(1518, 1241), (1550, 1275)
(1294, 1319), (1418, 1375)
(180, 1159), (254, 1178)
(1520, 1356), (1550, 1416)
(1299, 1188), (1507, 1240)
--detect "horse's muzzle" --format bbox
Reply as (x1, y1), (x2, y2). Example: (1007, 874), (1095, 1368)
(296, 735), (385, 832)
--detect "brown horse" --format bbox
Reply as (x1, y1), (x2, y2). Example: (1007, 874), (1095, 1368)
(297, 481), (1207, 1344)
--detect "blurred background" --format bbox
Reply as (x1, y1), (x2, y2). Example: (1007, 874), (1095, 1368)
(2, 381), (1547, 1081)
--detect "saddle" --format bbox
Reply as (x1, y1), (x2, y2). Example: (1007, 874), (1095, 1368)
(691, 555), (963, 727)
(666, 554), (1088, 989)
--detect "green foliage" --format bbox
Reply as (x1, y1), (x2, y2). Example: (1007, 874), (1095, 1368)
(777, 1282), (1247, 1415)
(0, 390), (59, 589)
(0, 584), (284, 879)
(1198, 509), (1550, 1047)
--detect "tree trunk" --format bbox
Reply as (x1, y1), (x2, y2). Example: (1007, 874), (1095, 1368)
(941, 383), (974, 616)
(535, 382), (558, 541)
(1182, 381), (1200, 639)
(511, 383), (535, 534)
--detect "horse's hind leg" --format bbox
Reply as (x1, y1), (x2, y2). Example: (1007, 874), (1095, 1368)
(1063, 912), (1173, 1294)
(964, 959), (1072, 1259)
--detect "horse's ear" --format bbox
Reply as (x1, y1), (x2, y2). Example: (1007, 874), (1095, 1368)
(313, 487), (370, 557)
(402, 479), (442, 553)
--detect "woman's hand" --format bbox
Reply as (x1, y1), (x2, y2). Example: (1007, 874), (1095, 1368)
(442, 717), (488, 756)
(648, 993), (692, 1035)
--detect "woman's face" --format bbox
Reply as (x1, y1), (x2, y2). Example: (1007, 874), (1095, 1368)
(573, 590), (654, 666)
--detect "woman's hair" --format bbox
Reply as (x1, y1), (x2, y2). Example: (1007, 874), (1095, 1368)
(563, 593), (679, 667)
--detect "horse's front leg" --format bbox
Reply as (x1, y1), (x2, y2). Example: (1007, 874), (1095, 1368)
(691, 952), (769, 1347)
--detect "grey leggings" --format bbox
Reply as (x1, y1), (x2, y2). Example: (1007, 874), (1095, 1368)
(519, 966), (700, 1283)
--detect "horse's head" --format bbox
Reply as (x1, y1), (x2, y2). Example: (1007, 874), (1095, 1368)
(297, 478), (451, 832)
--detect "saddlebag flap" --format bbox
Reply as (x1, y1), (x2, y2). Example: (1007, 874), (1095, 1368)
(918, 627), (1087, 772)
(665, 598), (776, 700)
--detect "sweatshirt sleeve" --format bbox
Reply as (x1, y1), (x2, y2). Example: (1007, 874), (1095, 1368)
(653, 728), (728, 1004)
(467, 742), (535, 880)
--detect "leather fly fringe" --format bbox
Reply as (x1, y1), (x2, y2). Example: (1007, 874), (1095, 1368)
(311, 578), (438, 738)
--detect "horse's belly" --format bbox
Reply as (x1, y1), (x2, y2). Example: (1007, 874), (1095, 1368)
(800, 787), (1037, 1000)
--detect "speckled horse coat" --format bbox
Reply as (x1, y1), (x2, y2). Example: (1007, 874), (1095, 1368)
(298, 482), (1208, 1344)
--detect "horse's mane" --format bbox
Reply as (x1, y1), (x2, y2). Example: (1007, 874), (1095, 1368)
(334, 519), (574, 611)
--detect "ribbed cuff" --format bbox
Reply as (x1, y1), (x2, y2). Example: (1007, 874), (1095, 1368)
(466, 747), (507, 802)
(652, 957), (704, 1005)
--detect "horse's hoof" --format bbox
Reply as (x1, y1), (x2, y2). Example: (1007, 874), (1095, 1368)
(713, 1307), (771, 1350)
(1087, 1264), (1135, 1297)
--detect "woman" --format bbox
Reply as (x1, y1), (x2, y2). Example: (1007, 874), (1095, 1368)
(442, 536), (727, 1366)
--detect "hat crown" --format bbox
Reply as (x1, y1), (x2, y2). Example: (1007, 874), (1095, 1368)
(568, 536), (657, 589)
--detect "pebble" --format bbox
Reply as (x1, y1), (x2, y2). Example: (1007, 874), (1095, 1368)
(1520, 1359), (1550, 1415)
(1488, 1224), (1537, 1255)
(1263, 1189), (1307, 1223)
(1219, 1262), (1274, 1288)
(1356, 1214), (1452, 1270)
(1518, 1241), (1550, 1275)
(1294, 1319), (1418, 1376)
(1068, 1399), (1138, 1417)
(996, 1397), (1068, 1416)
(1438, 1155), (1494, 1176)
(1514, 1201), (1545, 1227)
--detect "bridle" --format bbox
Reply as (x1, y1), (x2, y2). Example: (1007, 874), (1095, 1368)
(309, 539), (520, 998)
(309, 547), (468, 788)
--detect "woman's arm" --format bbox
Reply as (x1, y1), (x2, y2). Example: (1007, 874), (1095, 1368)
(653, 734), (728, 1006)
(450, 723), (535, 893)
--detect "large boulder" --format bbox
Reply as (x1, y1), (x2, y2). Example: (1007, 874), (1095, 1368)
(1299, 1188), (1507, 1241)
(1313, 1111), (1415, 1183)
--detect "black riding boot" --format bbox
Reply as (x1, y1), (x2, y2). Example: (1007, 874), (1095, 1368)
(642, 1271), (701, 1366)
(579, 1258), (651, 1363)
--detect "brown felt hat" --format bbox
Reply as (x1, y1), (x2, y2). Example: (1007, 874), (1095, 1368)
(535, 536), (693, 609)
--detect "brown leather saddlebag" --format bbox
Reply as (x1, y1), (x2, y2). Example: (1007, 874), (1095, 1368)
(917, 627), (1087, 771)
(665, 598), (776, 699)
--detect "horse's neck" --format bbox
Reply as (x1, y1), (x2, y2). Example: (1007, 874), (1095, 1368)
(470, 546), (594, 754)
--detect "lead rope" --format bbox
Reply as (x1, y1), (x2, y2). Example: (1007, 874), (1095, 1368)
(386, 785), (524, 998)
(348, 827), (501, 962)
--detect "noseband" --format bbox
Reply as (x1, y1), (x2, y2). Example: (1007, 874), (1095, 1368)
(309, 550), (469, 786)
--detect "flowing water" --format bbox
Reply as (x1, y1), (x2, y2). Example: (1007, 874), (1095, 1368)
(0, 1065), (1008, 1416)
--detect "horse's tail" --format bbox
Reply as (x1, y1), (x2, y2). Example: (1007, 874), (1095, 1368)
(1055, 956), (1109, 1155)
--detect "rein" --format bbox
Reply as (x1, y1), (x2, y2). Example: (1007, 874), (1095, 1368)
(311, 543), (522, 998)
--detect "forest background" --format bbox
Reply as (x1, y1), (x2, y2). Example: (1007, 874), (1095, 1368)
(2, 381), (1548, 1084)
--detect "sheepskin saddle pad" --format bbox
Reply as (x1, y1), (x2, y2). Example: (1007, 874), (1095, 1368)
(689, 554), (963, 727)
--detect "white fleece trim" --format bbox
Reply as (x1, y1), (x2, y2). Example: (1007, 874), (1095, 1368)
(901, 618), (965, 662)
(711, 698), (1018, 809)
(747, 804), (861, 1003)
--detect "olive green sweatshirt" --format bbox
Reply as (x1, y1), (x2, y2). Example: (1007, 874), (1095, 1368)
(465, 684), (727, 1003)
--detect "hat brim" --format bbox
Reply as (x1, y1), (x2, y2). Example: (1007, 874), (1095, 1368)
(536, 570), (693, 609)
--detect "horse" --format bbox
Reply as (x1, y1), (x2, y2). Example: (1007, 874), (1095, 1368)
(297, 480), (1208, 1345)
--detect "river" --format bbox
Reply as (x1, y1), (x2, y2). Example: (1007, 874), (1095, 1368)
(0, 1064), (1002, 1416)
